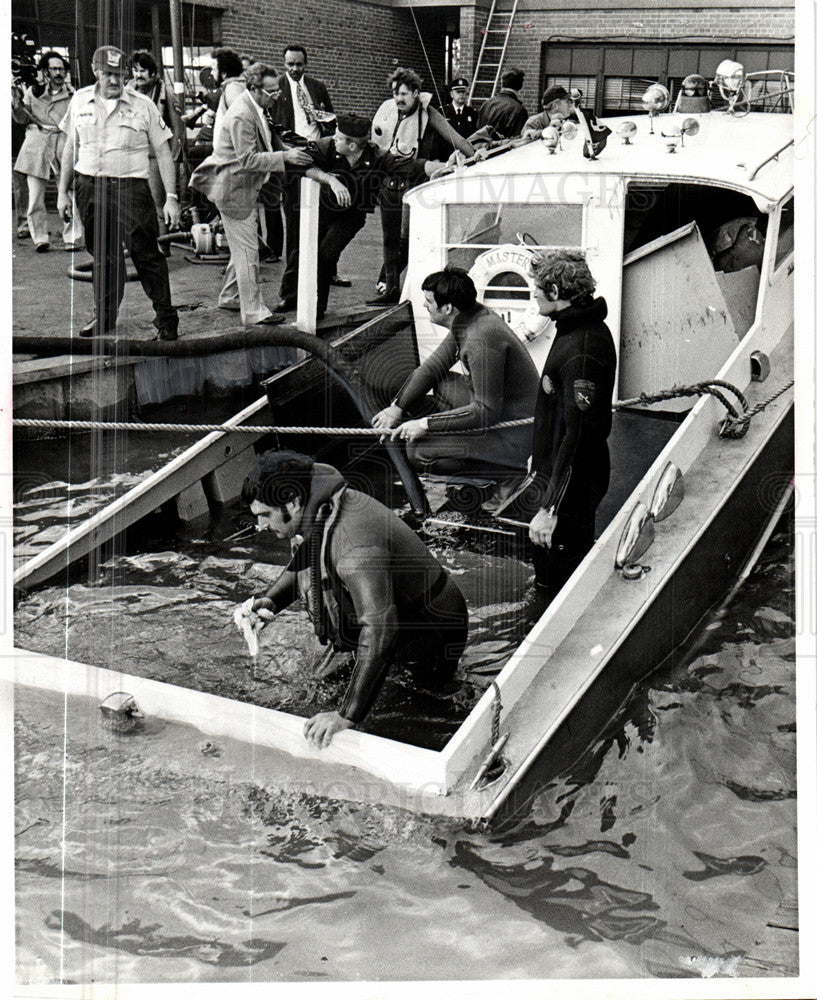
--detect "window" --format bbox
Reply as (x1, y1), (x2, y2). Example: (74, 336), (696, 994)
(775, 198), (794, 267)
(541, 42), (794, 119)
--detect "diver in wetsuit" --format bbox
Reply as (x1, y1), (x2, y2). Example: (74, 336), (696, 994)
(239, 451), (469, 748)
(528, 249), (617, 603)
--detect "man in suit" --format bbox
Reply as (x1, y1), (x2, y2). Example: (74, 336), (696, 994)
(442, 77), (478, 139)
(190, 63), (312, 326)
(271, 43), (335, 311)
(476, 67), (528, 139)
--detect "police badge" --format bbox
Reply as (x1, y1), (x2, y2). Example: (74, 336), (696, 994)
(573, 379), (596, 411)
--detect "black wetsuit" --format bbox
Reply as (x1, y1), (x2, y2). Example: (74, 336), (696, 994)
(530, 296), (617, 600)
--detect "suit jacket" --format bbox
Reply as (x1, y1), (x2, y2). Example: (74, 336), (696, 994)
(189, 89), (287, 220)
(271, 73), (333, 133)
(442, 102), (479, 139)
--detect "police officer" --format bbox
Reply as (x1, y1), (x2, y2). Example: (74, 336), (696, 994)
(58, 45), (180, 340)
(528, 249), (617, 603)
(442, 77), (478, 139)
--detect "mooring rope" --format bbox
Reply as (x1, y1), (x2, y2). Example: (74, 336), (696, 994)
(12, 378), (792, 437)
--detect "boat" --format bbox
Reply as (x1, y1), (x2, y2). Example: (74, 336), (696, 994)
(12, 77), (795, 821)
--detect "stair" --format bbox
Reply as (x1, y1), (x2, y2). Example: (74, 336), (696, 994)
(468, 0), (520, 107)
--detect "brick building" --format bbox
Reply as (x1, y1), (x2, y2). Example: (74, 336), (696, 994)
(13, 0), (794, 118)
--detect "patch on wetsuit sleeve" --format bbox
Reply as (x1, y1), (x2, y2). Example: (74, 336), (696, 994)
(573, 379), (596, 410)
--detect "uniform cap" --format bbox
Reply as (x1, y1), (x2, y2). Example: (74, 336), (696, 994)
(92, 46), (129, 73)
(541, 85), (569, 106)
(450, 77), (469, 90)
(336, 112), (371, 139)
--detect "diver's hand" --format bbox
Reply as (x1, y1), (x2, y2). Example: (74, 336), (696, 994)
(529, 507), (557, 548)
(391, 417), (428, 443)
(304, 710), (354, 749)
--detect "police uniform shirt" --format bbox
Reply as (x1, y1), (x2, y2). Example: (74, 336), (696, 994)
(442, 101), (478, 138)
(60, 84), (170, 179)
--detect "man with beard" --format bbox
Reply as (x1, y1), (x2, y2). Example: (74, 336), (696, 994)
(12, 50), (83, 251)
(368, 67), (474, 306)
(238, 450), (469, 748)
(128, 50), (185, 252)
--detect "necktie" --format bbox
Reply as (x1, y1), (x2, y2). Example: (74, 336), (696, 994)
(297, 82), (315, 124)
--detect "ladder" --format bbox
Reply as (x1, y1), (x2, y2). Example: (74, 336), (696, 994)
(468, 0), (520, 107)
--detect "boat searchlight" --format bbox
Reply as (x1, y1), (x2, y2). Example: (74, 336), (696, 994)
(641, 83), (670, 133)
(617, 121), (637, 144)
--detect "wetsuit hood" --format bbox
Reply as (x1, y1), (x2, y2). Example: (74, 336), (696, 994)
(297, 463), (346, 539)
(554, 296), (608, 335)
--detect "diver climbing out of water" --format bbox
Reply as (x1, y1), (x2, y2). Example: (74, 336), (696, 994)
(372, 266), (540, 509)
(237, 450), (469, 748)
(528, 249), (618, 603)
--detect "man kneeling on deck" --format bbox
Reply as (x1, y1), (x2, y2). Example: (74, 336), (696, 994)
(372, 266), (540, 507)
(239, 451), (469, 748)
(528, 249), (617, 603)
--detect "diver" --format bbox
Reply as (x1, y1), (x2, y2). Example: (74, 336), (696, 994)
(236, 450), (469, 748)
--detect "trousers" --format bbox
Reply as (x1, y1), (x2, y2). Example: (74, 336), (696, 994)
(218, 205), (274, 325)
(75, 174), (177, 333)
(26, 174), (83, 246)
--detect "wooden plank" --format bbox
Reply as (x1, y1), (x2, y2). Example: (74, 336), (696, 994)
(13, 395), (270, 591)
(13, 355), (143, 386)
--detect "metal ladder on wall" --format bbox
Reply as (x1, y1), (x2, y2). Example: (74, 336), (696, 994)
(468, 0), (520, 106)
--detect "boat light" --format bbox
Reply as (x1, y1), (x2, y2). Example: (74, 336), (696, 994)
(715, 60), (745, 95)
(560, 120), (578, 142)
(662, 124), (682, 152)
(680, 117), (700, 147)
(649, 462), (685, 522)
(641, 83), (670, 134)
(99, 691), (145, 733)
(541, 126), (559, 153)
(615, 501), (655, 570)
(617, 121), (637, 144)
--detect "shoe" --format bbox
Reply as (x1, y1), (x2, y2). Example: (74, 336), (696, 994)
(330, 274), (352, 287)
(276, 298), (296, 312)
(78, 319), (115, 338)
(259, 249), (281, 263)
(62, 243), (84, 252)
(375, 280), (386, 295)
(35, 242), (51, 253)
(365, 288), (400, 306)
(16, 225), (30, 239)
(255, 314), (285, 326)
(155, 328), (178, 341)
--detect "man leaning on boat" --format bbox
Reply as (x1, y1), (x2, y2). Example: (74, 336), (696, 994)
(238, 451), (469, 747)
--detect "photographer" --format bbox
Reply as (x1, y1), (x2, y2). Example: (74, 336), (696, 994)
(13, 50), (83, 251)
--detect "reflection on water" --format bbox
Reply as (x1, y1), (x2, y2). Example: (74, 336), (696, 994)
(14, 515), (797, 984)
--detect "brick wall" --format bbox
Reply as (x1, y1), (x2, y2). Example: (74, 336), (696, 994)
(493, 8), (795, 107)
(219, 0), (450, 116)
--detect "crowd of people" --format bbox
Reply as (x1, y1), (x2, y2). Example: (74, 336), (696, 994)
(14, 42), (616, 339)
(14, 43), (618, 743)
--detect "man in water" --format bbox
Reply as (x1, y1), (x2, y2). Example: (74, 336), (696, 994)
(238, 451), (469, 748)
(527, 249), (617, 602)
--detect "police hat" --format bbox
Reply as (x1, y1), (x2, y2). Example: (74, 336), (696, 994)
(92, 46), (129, 74)
(450, 77), (469, 91)
(336, 112), (371, 140)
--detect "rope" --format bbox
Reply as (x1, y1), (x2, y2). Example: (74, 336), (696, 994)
(12, 378), (791, 438)
(408, 5), (444, 111)
(489, 679), (502, 747)
(718, 379), (794, 437)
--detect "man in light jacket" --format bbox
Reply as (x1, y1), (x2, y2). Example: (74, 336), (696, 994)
(190, 62), (312, 326)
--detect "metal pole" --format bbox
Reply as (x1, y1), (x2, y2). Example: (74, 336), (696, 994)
(168, 0), (185, 111)
(151, 0), (163, 71)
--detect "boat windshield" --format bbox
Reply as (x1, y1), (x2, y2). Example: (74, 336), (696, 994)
(445, 203), (583, 271)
